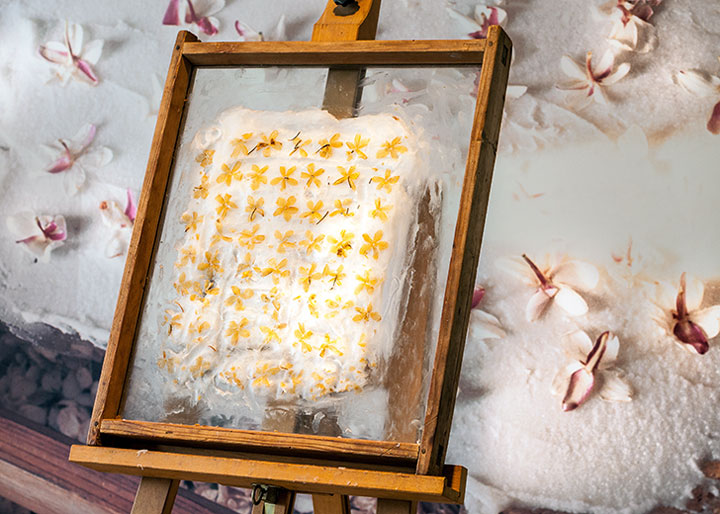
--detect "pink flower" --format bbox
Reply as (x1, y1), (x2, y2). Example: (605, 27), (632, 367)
(558, 50), (630, 108)
(653, 273), (720, 355)
(234, 16), (286, 41)
(46, 123), (113, 194)
(6, 213), (67, 262)
(163, 0), (225, 36)
(498, 253), (599, 322)
(99, 189), (137, 258)
(551, 330), (632, 411)
(674, 68), (720, 135)
(603, 0), (659, 53)
(447, 2), (507, 40)
(39, 23), (103, 85)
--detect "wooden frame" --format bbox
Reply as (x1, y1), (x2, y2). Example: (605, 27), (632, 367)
(82, 26), (511, 484)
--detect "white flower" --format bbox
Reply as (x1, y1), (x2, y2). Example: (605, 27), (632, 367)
(498, 254), (599, 321)
(469, 286), (506, 340)
(162, 0), (225, 36)
(99, 189), (136, 258)
(234, 15), (287, 42)
(653, 273), (720, 355)
(551, 330), (632, 411)
(558, 50), (630, 108)
(38, 23), (103, 85)
(600, 0), (658, 53)
(447, 2), (507, 40)
(674, 68), (720, 134)
(7, 213), (67, 262)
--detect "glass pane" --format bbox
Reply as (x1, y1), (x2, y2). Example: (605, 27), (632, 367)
(122, 65), (478, 444)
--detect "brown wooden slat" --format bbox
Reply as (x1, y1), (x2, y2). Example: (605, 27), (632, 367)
(417, 25), (512, 475)
(101, 419), (419, 462)
(131, 477), (179, 514)
(88, 30), (199, 446)
(182, 40), (486, 67)
(312, 0), (381, 42)
(69, 445), (466, 503)
(376, 498), (418, 514)
(312, 493), (350, 514)
(0, 410), (236, 514)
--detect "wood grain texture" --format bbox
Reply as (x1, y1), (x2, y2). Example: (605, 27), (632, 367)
(69, 445), (466, 503)
(88, 30), (198, 446)
(182, 40), (486, 66)
(312, 493), (350, 514)
(131, 477), (179, 514)
(417, 25), (512, 476)
(376, 499), (418, 514)
(100, 419), (418, 462)
(312, 0), (381, 42)
(0, 409), (234, 514)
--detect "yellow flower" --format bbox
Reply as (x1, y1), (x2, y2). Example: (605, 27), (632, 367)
(345, 133), (369, 160)
(245, 196), (265, 221)
(248, 164), (268, 190)
(376, 136), (408, 159)
(289, 134), (312, 157)
(354, 270), (379, 295)
(298, 231), (325, 255)
(181, 211), (202, 232)
(259, 258), (290, 284)
(236, 252), (254, 280)
(157, 351), (177, 373)
(328, 230), (354, 258)
(226, 318), (251, 344)
(319, 334), (343, 358)
(216, 161), (242, 186)
(271, 166), (298, 191)
(273, 196), (298, 221)
(299, 263), (322, 292)
(301, 200), (325, 223)
(333, 166), (359, 190)
(225, 285), (254, 311)
(370, 198), (392, 222)
(360, 230), (389, 260)
(323, 264), (346, 288)
(294, 323), (313, 353)
(260, 324), (286, 345)
(353, 303), (382, 323)
(260, 287), (282, 314)
(174, 272), (192, 295)
(329, 198), (354, 218)
(189, 356), (211, 378)
(197, 251), (223, 273)
(215, 193), (237, 219)
(371, 169), (400, 193)
(190, 317), (211, 334)
(195, 149), (215, 167)
(210, 221), (233, 246)
(230, 132), (253, 158)
(255, 130), (282, 157)
(301, 163), (325, 188)
(238, 224), (266, 249)
(176, 246), (197, 267)
(162, 310), (182, 335)
(274, 230), (295, 253)
(316, 133), (342, 159)
(193, 173), (209, 199)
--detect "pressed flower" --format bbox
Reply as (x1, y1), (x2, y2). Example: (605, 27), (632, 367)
(181, 211), (203, 232)
(163, 0), (225, 36)
(274, 230), (295, 253)
(447, 2), (507, 40)
(353, 303), (382, 323)
(370, 198), (392, 222)
(230, 133), (253, 158)
(7, 213), (67, 262)
(301, 163), (325, 188)
(259, 258), (290, 284)
(653, 273), (720, 355)
(289, 134), (312, 157)
(299, 231), (325, 255)
(216, 161), (242, 186)
(334, 166), (359, 190)
(360, 231), (389, 260)
(197, 250), (223, 274)
(271, 166), (298, 191)
(176, 245), (197, 267)
(247, 164), (269, 190)
(355, 270), (379, 295)
(39, 23), (103, 85)
(376, 137), (408, 159)
(330, 198), (354, 218)
(674, 69), (720, 135)
(245, 196), (265, 221)
(323, 264), (346, 289)
(193, 173), (210, 199)
(295, 324), (314, 353)
(236, 252), (254, 279)
(254, 130), (282, 157)
(551, 330), (632, 411)
(210, 222), (233, 246)
(371, 169), (400, 193)
(162, 309), (183, 335)
(157, 351), (178, 372)
(260, 324), (283, 344)
(558, 50), (630, 108)
(345, 134), (370, 160)
(299, 263), (323, 292)
(99, 189), (137, 258)
(603, 0), (658, 53)
(195, 149), (215, 167)
(498, 253), (599, 321)
(316, 134), (342, 159)
(226, 318), (251, 344)
(215, 193), (237, 219)
(273, 196), (298, 221)
(225, 286), (253, 311)
(301, 200), (325, 223)
(46, 123), (112, 194)
(328, 230), (354, 258)
(319, 335), (343, 358)
(174, 272), (193, 295)
(238, 224), (265, 249)
(189, 356), (212, 378)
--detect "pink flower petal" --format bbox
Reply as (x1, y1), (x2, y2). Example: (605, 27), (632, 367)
(562, 367), (595, 411)
(75, 58), (98, 84)
(185, 0), (218, 35)
(163, 0), (182, 25)
(673, 319), (709, 354)
(39, 44), (69, 64)
(471, 286), (485, 309)
(708, 100), (720, 135)
(16, 235), (39, 244)
(48, 151), (73, 173)
(125, 189), (137, 222)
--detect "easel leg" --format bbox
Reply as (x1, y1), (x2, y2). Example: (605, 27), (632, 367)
(377, 498), (418, 514)
(130, 477), (179, 514)
(312, 493), (350, 514)
(252, 488), (296, 514)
